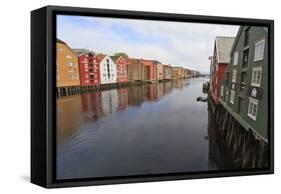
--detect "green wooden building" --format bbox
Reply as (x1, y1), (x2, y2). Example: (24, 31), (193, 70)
(219, 26), (268, 143)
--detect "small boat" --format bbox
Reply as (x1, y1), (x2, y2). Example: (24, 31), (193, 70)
(196, 96), (207, 102)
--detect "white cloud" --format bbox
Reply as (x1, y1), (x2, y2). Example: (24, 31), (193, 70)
(57, 16), (239, 73)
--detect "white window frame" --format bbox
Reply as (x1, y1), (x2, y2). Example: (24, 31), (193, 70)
(230, 90), (235, 104)
(67, 74), (73, 79)
(225, 90), (229, 101)
(248, 97), (259, 120)
(232, 69), (237, 83)
(254, 39), (265, 61)
(68, 67), (73, 72)
(233, 52), (239, 66)
(251, 67), (262, 87)
(221, 86), (224, 97)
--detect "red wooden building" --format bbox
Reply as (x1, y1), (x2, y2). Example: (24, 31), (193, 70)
(76, 51), (101, 86)
(140, 59), (157, 81)
(111, 56), (128, 83)
(162, 64), (167, 80)
(209, 37), (235, 104)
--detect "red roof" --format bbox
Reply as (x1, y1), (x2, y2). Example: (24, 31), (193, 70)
(96, 54), (106, 61)
(140, 59), (157, 66)
(125, 58), (140, 64)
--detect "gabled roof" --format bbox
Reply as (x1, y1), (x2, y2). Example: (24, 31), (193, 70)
(72, 48), (92, 56)
(215, 36), (235, 63)
(140, 59), (157, 66)
(126, 58), (142, 65)
(230, 26), (243, 56)
(172, 66), (183, 69)
(96, 54), (107, 61)
(56, 39), (77, 57)
(110, 55), (122, 63)
(57, 38), (65, 44)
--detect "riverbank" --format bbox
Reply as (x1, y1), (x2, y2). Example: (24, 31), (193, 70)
(57, 77), (200, 97)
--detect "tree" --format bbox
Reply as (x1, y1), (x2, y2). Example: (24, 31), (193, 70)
(114, 52), (129, 59)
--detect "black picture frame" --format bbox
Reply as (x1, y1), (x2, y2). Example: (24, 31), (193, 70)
(31, 5), (274, 188)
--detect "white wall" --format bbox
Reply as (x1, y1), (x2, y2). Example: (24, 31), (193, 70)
(99, 55), (117, 84)
(0, 0), (280, 193)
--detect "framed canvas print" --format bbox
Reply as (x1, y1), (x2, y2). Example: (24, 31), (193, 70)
(31, 5), (274, 188)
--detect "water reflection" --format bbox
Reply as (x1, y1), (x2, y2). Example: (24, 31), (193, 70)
(56, 78), (233, 180)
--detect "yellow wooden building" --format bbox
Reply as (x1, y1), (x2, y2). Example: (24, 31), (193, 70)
(56, 39), (80, 88)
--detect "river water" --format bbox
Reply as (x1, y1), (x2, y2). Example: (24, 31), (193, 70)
(56, 78), (234, 180)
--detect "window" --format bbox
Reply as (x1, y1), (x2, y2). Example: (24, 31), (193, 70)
(68, 62), (73, 67)
(225, 90), (229, 101)
(221, 86), (224, 97)
(243, 49), (249, 67)
(85, 69), (88, 72)
(68, 67), (73, 72)
(84, 63), (88, 68)
(233, 52), (239, 66)
(248, 97), (258, 120)
(232, 69), (237, 83)
(254, 40), (265, 61)
(251, 67), (262, 87)
(230, 90), (235, 104)
(240, 72), (247, 91)
(66, 55), (72, 59)
(85, 74), (89, 78)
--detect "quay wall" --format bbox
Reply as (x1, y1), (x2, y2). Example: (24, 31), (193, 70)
(208, 98), (268, 168)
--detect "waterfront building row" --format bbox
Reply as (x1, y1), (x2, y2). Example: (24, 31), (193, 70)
(56, 39), (201, 89)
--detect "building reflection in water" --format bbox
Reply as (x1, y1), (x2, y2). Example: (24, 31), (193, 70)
(207, 106), (236, 170)
(127, 85), (145, 106)
(57, 95), (83, 144)
(102, 89), (119, 116)
(144, 83), (158, 101)
(57, 81), (191, 146)
(117, 88), (128, 111)
(172, 79), (184, 89)
(81, 92), (103, 122)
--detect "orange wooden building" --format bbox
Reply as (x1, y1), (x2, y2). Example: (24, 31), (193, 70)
(56, 39), (80, 89)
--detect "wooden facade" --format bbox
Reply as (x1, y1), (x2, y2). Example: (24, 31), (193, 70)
(209, 37), (235, 104)
(98, 55), (117, 84)
(140, 59), (157, 81)
(220, 26), (268, 142)
(126, 58), (145, 82)
(172, 67), (184, 79)
(56, 39), (80, 87)
(111, 56), (128, 83)
(77, 52), (100, 86)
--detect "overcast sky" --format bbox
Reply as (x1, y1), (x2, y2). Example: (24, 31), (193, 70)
(57, 15), (239, 73)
